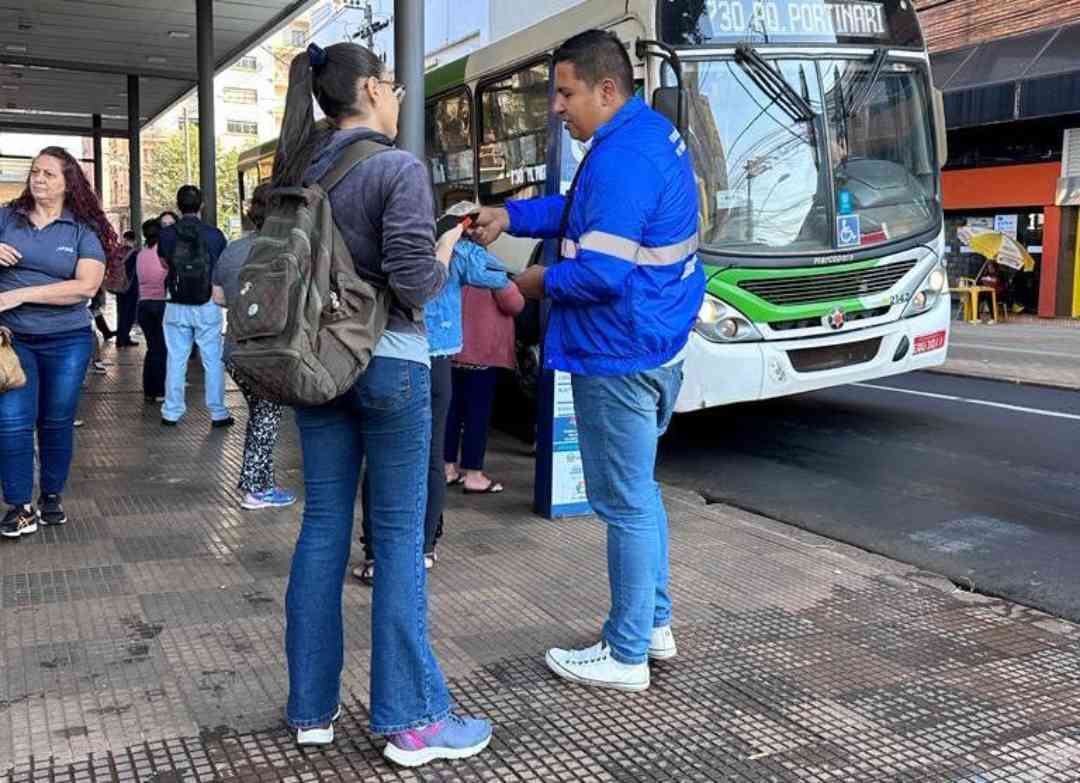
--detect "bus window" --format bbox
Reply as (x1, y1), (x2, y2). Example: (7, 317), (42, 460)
(477, 61), (550, 206)
(426, 90), (476, 213)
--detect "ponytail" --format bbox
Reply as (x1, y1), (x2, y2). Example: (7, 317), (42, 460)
(272, 42), (385, 188)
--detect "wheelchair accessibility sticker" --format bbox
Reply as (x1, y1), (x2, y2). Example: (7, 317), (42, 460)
(837, 214), (861, 248)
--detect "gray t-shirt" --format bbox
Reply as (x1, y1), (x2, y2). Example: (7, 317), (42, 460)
(213, 234), (255, 307)
(212, 233), (256, 361)
(0, 206), (106, 335)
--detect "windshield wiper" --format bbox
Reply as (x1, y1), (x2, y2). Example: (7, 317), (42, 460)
(734, 44), (815, 125)
(846, 47), (888, 118)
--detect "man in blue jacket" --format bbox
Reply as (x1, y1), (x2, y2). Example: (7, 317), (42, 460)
(472, 29), (705, 692)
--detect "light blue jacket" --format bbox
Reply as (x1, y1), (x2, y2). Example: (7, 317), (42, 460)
(425, 239), (509, 357)
(506, 97), (704, 376)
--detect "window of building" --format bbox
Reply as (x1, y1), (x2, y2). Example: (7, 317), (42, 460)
(223, 87), (257, 105)
(425, 89), (475, 211)
(235, 56), (258, 72)
(288, 29), (306, 46)
(477, 61), (550, 206)
(227, 119), (259, 136)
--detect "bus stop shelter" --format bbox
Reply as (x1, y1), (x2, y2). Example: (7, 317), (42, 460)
(0, 0), (425, 230)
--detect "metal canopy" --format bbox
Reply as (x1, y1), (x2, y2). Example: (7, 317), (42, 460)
(0, 0), (314, 136)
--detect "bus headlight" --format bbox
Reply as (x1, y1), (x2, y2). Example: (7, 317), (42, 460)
(903, 262), (947, 318)
(694, 295), (763, 343)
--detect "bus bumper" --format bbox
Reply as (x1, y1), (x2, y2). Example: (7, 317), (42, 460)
(675, 295), (951, 413)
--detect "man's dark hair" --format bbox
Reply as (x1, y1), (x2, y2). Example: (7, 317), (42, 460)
(553, 30), (634, 97)
(176, 185), (203, 215)
(248, 183), (272, 231)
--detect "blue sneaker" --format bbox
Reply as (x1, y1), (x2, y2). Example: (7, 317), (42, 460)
(241, 488), (297, 510)
(383, 714), (492, 768)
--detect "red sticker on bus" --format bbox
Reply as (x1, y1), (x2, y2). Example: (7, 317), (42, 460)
(914, 330), (946, 355)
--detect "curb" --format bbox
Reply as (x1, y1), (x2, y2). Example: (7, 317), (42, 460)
(925, 365), (1080, 393)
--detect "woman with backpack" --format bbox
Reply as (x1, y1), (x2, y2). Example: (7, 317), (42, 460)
(0, 146), (122, 536)
(272, 41), (491, 767)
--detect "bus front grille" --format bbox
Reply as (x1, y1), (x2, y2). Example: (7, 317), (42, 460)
(787, 338), (883, 373)
(739, 260), (918, 306)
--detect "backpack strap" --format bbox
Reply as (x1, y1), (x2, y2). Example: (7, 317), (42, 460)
(318, 138), (392, 193)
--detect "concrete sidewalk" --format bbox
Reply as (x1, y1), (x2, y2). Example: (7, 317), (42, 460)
(4, 344), (1080, 782)
(935, 321), (1080, 390)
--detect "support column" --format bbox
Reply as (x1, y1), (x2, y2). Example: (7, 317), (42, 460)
(394, 0), (424, 158)
(1038, 206), (1062, 317)
(127, 76), (142, 238)
(92, 114), (104, 199)
(197, 0), (217, 226)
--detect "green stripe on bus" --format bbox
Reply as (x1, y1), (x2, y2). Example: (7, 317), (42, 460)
(425, 56), (469, 98)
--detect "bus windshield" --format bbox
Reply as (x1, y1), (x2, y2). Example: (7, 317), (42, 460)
(681, 55), (938, 257)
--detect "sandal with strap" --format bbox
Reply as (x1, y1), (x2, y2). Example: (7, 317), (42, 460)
(463, 479), (504, 495)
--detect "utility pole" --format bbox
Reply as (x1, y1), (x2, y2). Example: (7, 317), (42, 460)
(353, 1), (391, 51)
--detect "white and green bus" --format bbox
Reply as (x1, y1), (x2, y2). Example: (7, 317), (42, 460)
(239, 0), (950, 414)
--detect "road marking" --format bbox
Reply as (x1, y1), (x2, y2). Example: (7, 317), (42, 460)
(854, 382), (1080, 422)
(949, 341), (1080, 360)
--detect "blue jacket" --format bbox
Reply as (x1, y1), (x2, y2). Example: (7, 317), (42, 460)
(425, 240), (509, 356)
(506, 97), (704, 376)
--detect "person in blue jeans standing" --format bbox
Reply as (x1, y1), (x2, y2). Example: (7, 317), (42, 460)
(157, 185), (232, 429)
(272, 41), (491, 767)
(353, 238), (509, 584)
(472, 30), (705, 692)
(0, 146), (122, 536)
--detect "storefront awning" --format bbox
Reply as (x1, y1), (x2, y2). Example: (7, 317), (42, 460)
(931, 23), (1080, 129)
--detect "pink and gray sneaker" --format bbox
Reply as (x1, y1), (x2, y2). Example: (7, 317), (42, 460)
(383, 713), (492, 768)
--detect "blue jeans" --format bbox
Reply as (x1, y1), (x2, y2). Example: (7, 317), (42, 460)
(288, 357), (451, 734)
(162, 302), (229, 422)
(0, 328), (93, 506)
(571, 362), (683, 665)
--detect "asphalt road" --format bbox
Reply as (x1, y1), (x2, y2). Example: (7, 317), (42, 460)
(657, 371), (1080, 621)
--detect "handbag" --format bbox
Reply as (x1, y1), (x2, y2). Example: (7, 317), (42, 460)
(0, 326), (26, 393)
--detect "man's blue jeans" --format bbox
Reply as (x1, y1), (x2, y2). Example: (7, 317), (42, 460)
(0, 327), (93, 506)
(288, 357), (451, 734)
(162, 301), (230, 422)
(571, 362), (683, 665)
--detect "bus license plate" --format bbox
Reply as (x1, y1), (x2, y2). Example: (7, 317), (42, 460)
(914, 330), (946, 354)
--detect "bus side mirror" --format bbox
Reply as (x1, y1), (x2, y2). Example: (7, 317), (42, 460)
(932, 88), (948, 170)
(653, 86), (688, 135)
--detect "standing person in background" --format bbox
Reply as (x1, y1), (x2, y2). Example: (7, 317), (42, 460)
(135, 218), (168, 402)
(212, 184), (296, 511)
(115, 229), (139, 347)
(158, 211), (179, 228)
(353, 237), (510, 584)
(157, 185), (231, 429)
(444, 276), (524, 496)
(470, 30), (704, 692)
(0, 146), (121, 536)
(273, 40), (491, 766)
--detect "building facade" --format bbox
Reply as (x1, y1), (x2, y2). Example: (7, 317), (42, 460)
(919, 0), (1080, 318)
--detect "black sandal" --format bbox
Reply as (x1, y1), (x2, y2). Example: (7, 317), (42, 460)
(352, 560), (374, 586)
(463, 480), (504, 495)
(446, 473), (464, 486)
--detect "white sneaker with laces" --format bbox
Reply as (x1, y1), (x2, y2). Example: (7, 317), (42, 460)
(545, 641), (649, 692)
(296, 705), (342, 746)
(648, 626), (677, 661)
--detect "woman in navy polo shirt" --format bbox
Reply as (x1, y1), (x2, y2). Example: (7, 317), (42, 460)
(0, 146), (121, 538)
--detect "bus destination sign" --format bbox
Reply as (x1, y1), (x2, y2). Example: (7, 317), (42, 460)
(703, 1), (889, 40)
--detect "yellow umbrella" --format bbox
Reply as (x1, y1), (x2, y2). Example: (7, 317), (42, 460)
(957, 227), (1036, 272)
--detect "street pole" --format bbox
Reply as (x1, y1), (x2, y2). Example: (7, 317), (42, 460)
(196, 0), (217, 226)
(365, 2), (375, 50)
(182, 106), (191, 185)
(394, 0), (424, 158)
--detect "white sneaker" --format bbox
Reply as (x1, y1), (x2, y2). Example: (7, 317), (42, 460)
(648, 626), (677, 661)
(545, 641), (649, 692)
(296, 705), (341, 746)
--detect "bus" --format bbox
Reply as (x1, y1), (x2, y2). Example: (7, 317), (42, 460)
(239, 0), (949, 414)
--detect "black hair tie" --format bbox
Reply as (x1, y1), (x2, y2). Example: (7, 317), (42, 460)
(307, 43), (328, 68)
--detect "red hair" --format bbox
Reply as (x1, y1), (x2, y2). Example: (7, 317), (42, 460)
(8, 146), (122, 261)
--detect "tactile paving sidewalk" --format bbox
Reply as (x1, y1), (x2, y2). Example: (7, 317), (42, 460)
(4, 343), (1080, 782)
